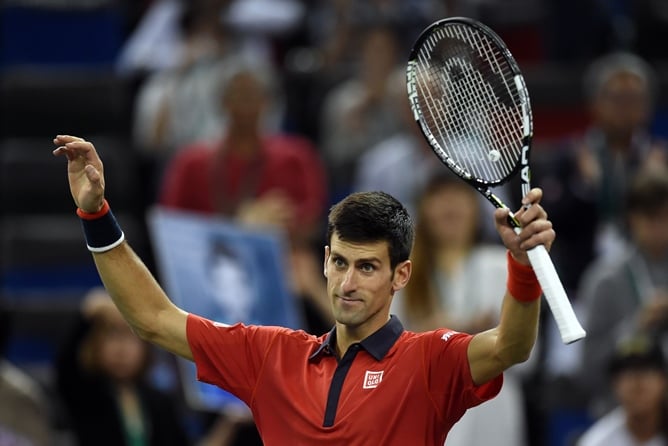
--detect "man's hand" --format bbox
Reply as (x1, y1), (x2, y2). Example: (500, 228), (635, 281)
(236, 190), (296, 232)
(494, 188), (555, 265)
(638, 289), (668, 331)
(52, 135), (105, 212)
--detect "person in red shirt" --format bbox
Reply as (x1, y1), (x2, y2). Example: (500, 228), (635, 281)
(54, 134), (553, 445)
(158, 62), (327, 245)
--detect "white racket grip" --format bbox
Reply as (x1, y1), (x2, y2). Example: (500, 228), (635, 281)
(526, 245), (586, 344)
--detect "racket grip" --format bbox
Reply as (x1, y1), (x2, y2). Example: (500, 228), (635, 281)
(526, 245), (586, 344)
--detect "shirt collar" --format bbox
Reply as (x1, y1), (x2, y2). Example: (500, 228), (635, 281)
(309, 315), (404, 361)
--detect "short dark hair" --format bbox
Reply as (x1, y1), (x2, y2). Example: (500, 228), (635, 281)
(626, 169), (668, 217)
(327, 191), (414, 269)
(608, 333), (666, 377)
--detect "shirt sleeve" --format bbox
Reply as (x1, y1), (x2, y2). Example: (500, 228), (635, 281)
(424, 330), (503, 421)
(186, 314), (281, 404)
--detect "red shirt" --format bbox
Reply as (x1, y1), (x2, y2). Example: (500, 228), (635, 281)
(159, 135), (327, 231)
(186, 314), (502, 445)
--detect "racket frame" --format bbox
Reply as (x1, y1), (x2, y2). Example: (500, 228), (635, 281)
(406, 17), (586, 344)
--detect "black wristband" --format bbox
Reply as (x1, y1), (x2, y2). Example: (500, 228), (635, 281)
(77, 200), (125, 252)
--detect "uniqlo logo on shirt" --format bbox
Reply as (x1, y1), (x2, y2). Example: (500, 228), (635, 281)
(363, 370), (384, 389)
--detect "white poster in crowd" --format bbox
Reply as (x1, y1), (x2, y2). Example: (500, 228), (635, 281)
(148, 207), (302, 411)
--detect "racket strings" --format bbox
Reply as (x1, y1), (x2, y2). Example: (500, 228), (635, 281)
(412, 23), (526, 184)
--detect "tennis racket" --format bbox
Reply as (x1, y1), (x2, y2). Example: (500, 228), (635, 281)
(406, 17), (586, 344)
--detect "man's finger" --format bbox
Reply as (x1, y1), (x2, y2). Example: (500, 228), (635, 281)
(54, 135), (84, 144)
(521, 187), (543, 206)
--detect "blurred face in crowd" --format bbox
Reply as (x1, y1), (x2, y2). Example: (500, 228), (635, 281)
(360, 27), (398, 84)
(592, 71), (651, 139)
(420, 182), (479, 249)
(95, 312), (148, 383)
(613, 367), (667, 419)
(222, 71), (268, 134)
(629, 203), (668, 259)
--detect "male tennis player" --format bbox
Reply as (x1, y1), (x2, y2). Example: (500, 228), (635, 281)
(54, 134), (553, 445)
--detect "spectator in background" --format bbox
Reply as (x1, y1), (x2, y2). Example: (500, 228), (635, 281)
(55, 287), (188, 446)
(319, 23), (403, 200)
(578, 168), (668, 417)
(533, 51), (666, 296)
(132, 0), (236, 156)
(577, 333), (668, 446)
(352, 68), (440, 217)
(159, 61), (325, 238)
(279, 0), (443, 144)
(130, 0), (302, 157)
(0, 303), (51, 446)
(301, 0), (442, 73)
(392, 172), (530, 446)
(530, 52), (667, 444)
(158, 60), (332, 334)
(352, 68), (511, 241)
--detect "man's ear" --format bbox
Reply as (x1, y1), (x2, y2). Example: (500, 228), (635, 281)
(392, 260), (412, 292)
(323, 245), (330, 278)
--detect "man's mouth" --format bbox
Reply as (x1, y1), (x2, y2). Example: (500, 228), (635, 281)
(338, 295), (361, 303)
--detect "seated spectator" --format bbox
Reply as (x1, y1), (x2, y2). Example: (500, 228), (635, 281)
(352, 68), (511, 241)
(132, 0), (237, 156)
(577, 333), (668, 446)
(532, 51), (666, 295)
(0, 303), (51, 446)
(531, 53), (667, 442)
(319, 23), (403, 199)
(55, 288), (189, 446)
(352, 68), (440, 216)
(159, 61), (327, 244)
(578, 168), (668, 416)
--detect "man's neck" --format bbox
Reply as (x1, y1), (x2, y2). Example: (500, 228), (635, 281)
(626, 410), (662, 442)
(225, 132), (261, 156)
(436, 245), (471, 273)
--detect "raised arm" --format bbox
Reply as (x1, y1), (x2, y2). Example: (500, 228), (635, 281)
(53, 135), (192, 360)
(467, 188), (553, 385)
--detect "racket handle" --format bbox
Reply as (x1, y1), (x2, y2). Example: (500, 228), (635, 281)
(526, 245), (586, 344)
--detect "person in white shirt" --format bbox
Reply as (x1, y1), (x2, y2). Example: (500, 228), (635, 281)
(577, 333), (668, 446)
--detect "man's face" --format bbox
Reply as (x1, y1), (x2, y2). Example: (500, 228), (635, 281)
(593, 71), (650, 137)
(630, 204), (668, 259)
(323, 233), (410, 335)
(97, 315), (147, 382)
(422, 184), (479, 247)
(613, 368), (667, 418)
(222, 72), (267, 130)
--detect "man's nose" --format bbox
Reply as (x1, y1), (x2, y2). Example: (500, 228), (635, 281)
(340, 268), (357, 294)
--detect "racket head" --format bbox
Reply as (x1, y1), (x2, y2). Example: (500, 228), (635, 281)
(406, 17), (533, 189)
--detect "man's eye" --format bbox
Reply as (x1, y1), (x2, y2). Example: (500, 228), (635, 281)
(360, 263), (375, 273)
(333, 258), (345, 268)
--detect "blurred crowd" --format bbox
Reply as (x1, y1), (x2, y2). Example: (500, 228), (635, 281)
(2, 0), (668, 445)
